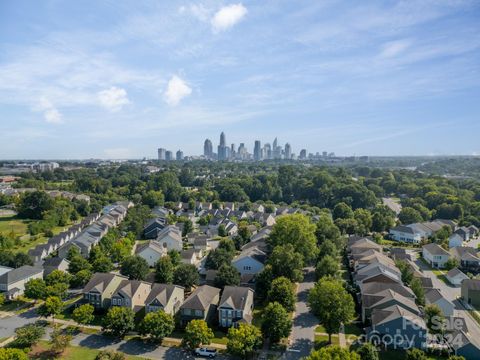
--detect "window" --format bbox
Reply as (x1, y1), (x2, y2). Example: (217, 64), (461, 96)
(112, 298), (117, 305)
(195, 310), (203, 317)
(236, 310), (242, 318)
(243, 266), (251, 271)
(183, 309), (191, 315)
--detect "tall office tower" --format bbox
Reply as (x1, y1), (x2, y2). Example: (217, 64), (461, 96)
(254, 140), (261, 161)
(204, 139), (213, 158)
(176, 150), (184, 160)
(272, 137), (278, 150)
(299, 149), (307, 159)
(230, 144), (236, 160)
(218, 131), (227, 160)
(238, 143), (247, 160)
(158, 148), (166, 160)
(272, 137), (281, 159)
(264, 143), (272, 159)
(165, 151), (173, 161)
(322, 151), (328, 157)
(284, 143), (292, 159)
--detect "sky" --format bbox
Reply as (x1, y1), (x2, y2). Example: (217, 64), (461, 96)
(1, 0), (480, 159)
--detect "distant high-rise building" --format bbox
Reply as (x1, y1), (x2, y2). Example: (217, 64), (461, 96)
(176, 150), (184, 160)
(254, 140), (261, 161)
(299, 149), (307, 159)
(158, 148), (166, 161)
(238, 143), (247, 160)
(204, 139), (213, 158)
(284, 143), (291, 159)
(272, 137), (282, 159)
(218, 131), (228, 160)
(230, 144), (236, 159)
(165, 151), (173, 161)
(322, 151), (328, 157)
(264, 143), (272, 159)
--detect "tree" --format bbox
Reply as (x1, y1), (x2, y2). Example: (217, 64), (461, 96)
(218, 224), (227, 237)
(182, 219), (193, 236)
(447, 356), (465, 360)
(45, 270), (72, 287)
(205, 248), (234, 270)
(261, 302), (292, 343)
(268, 244), (304, 282)
(182, 319), (214, 350)
(95, 350), (126, 360)
(306, 346), (360, 360)
(315, 214), (341, 245)
(410, 277), (425, 306)
(142, 190), (165, 208)
(173, 263), (199, 290)
(445, 257), (460, 270)
(102, 306), (135, 338)
(71, 269), (92, 287)
(268, 214), (318, 262)
(46, 282), (69, 299)
(214, 264), (241, 288)
(38, 296), (63, 321)
(168, 250), (181, 267)
(72, 304), (95, 325)
(155, 256), (174, 283)
(353, 208), (372, 235)
(267, 277), (296, 312)
(68, 254), (92, 274)
(120, 255), (149, 280)
(0, 348), (29, 360)
(49, 324), (72, 354)
(255, 264), (274, 300)
(318, 239), (338, 258)
(395, 260), (414, 284)
(307, 278), (355, 343)
(14, 323), (45, 347)
(355, 343), (379, 360)
(218, 237), (236, 253)
(17, 191), (54, 219)
(399, 207), (423, 224)
(315, 255), (339, 279)
(332, 202), (354, 220)
(227, 323), (262, 359)
(424, 304), (445, 334)
(92, 254), (114, 273)
(405, 348), (427, 360)
(24, 278), (47, 300)
(138, 310), (175, 342)
(0, 293), (4, 306)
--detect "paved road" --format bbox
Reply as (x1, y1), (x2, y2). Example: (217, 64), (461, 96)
(283, 267), (318, 360)
(414, 256), (480, 341)
(0, 307), (40, 339)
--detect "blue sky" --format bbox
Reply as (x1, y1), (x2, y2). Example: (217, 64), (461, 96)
(1, 0), (479, 159)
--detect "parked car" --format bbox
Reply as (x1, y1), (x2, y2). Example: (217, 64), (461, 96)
(194, 348), (217, 358)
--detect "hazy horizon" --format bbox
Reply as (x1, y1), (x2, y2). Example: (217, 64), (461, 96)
(1, 1), (479, 159)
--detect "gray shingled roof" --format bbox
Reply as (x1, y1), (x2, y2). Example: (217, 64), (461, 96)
(0, 265), (43, 285)
(181, 285), (220, 311)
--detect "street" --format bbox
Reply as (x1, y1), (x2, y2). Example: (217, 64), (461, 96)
(282, 267), (318, 359)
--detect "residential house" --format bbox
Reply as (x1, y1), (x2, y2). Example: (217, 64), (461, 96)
(367, 305), (427, 349)
(42, 257), (70, 277)
(422, 243), (450, 268)
(389, 248), (413, 262)
(348, 238), (382, 255)
(145, 284), (184, 315)
(461, 279), (480, 307)
(179, 285), (221, 326)
(359, 282), (416, 300)
(389, 225), (422, 244)
(0, 265), (43, 300)
(449, 330), (480, 360)
(218, 286), (254, 328)
(144, 218), (167, 239)
(450, 247), (480, 270)
(136, 241), (167, 267)
(361, 289), (420, 323)
(468, 225), (479, 239)
(0, 265), (12, 277)
(425, 288), (455, 316)
(82, 273), (129, 309)
(455, 227), (471, 242)
(446, 268), (469, 287)
(449, 233), (464, 249)
(181, 249), (201, 266)
(232, 246), (267, 276)
(111, 280), (151, 312)
(353, 263), (402, 286)
(155, 225), (183, 252)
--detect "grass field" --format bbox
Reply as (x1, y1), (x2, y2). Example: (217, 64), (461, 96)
(0, 214), (72, 254)
(30, 341), (146, 360)
(378, 349), (448, 360)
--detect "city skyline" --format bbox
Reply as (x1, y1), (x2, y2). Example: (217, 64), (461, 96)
(1, 1), (480, 159)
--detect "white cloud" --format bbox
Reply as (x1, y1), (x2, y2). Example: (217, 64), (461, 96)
(39, 98), (63, 124)
(98, 86), (130, 111)
(211, 3), (247, 32)
(380, 40), (411, 58)
(164, 75), (192, 106)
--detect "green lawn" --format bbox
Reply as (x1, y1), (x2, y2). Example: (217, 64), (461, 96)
(315, 325), (327, 333)
(378, 349), (447, 360)
(344, 323), (363, 337)
(314, 334), (340, 348)
(0, 215), (29, 236)
(31, 341), (146, 360)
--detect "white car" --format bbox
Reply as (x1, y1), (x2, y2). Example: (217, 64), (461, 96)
(194, 348), (217, 358)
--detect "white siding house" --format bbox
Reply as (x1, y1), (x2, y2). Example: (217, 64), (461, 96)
(449, 233), (464, 249)
(232, 247), (266, 275)
(423, 243), (450, 269)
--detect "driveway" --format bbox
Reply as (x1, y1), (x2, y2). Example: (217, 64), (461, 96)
(283, 267), (318, 359)
(0, 308), (40, 339)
